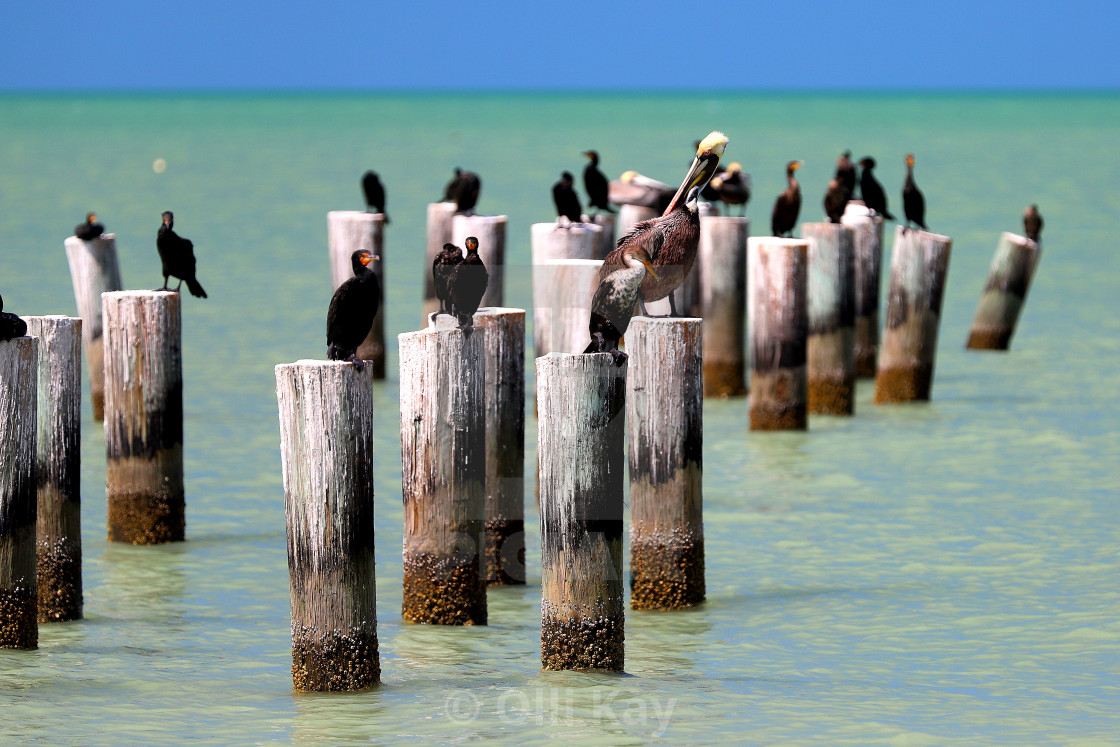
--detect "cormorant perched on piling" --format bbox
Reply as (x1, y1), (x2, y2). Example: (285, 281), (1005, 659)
(432, 242), (463, 316)
(443, 167), (463, 202)
(902, 154), (927, 230)
(859, 157), (894, 220)
(74, 213), (105, 240)
(1023, 205), (1043, 244)
(361, 170), (389, 223)
(770, 160), (803, 237)
(709, 162), (750, 216)
(0, 292), (28, 341)
(449, 236), (488, 334)
(582, 150), (614, 214)
(608, 171), (676, 213)
(327, 249), (381, 369)
(552, 171), (582, 223)
(583, 245), (658, 364)
(156, 212), (208, 298)
(454, 171), (482, 215)
(836, 150), (857, 197)
(601, 131), (729, 316)
(824, 176), (850, 223)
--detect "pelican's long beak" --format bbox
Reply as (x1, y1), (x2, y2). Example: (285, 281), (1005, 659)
(664, 131), (729, 216)
(640, 258), (660, 281)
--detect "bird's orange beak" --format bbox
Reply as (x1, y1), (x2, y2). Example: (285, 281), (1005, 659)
(360, 254), (379, 266)
(640, 258), (660, 281)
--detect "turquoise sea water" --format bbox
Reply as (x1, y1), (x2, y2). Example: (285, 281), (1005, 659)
(1, 93), (1119, 744)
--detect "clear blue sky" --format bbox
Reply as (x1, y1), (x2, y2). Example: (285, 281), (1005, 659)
(1, 0), (1116, 90)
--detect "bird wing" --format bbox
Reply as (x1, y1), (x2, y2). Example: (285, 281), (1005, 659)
(599, 218), (664, 282)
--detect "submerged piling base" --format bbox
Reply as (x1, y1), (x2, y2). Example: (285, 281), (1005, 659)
(873, 363), (933, 404)
(541, 605), (625, 671)
(402, 552), (487, 626)
(630, 530), (705, 610)
(485, 518), (525, 586)
(0, 581), (37, 649)
(106, 452), (185, 544)
(36, 536), (81, 622)
(749, 370), (808, 431)
(291, 622), (380, 692)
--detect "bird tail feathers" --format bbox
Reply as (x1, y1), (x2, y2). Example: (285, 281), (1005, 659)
(186, 278), (208, 298)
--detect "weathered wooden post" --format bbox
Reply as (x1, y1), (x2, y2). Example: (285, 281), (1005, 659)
(327, 211), (386, 377)
(748, 238), (809, 430)
(472, 308), (526, 585)
(627, 317), (704, 610)
(802, 222), (856, 415)
(531, 223), (600, 357)
(423, 202), (458, 323)
(399, 324), (487, 624)
(966, 232), (1042, 351)
(26, 317), (82, 622)
(64, 234), (123, 420)
(842, 201), (885, 377)
(617, 204), (656, 241)
(0, 335), (38, 648)
(589, 214), (616, 259)
(875, 227), (953, 403)
(538, 259), (603, 357)
(698, 216), (749, 397)
(538, 353), (626, 671)
(276, 360), (378, 691)
(452, 215), (506, 308)
(102, 291), (184, 544)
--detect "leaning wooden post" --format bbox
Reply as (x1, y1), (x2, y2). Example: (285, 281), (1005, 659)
(102, 291), (184, 544)
(0, 335), (38, 649)
(423, 202), (458, 324)
(64, 234), (122, 420)
(276, 360), (378, 691)
(875, 227), (953, 403)
(966, 232), (1042, 351)
(842, 201), (886, 377)
(627, 317), (704, 610)
(452, 215), (506, 308)
(802, 222), (857, 415)
(538, 353), (626, 671)
(472, 308), (526, 585)
(617, 204), (656, 240)
(589, 214), (616, 259)
(748, 238), (809, 430)
(327, 211), (386, 378)
(531, 223), (600, 357)
(698, 216), (749, 397)
(26, 316), (83, 623)
(399, 325), (487, 624)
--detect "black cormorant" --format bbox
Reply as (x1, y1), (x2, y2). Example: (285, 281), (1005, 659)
(455, 171), (481, 215)
(432, 242), (463, 316)
(902, 153), (927, 230)
(0, 292), (28, 341)
(327, 249), (381, 368)
(824, 176), (850, 224)
(582, 150), (614, 214)
(1024, 205), (1043, 244)
(443, 167), (463, 202)
(552, 171), (582, 223)
(859, 157), (895, 221)
(74, 213), (105, 241)
(361, 170), (389, 224)
(771, 160), (803, 237)
(449, 236), (488, 333)
(583, 245), (658, 364)
(156, 212), (208, 298)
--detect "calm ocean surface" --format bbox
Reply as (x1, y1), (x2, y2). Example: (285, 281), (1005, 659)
(1, 93), (1119, 744)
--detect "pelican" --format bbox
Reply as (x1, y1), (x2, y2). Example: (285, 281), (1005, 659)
(709, 162), (750, 216)
(608, 170), (675, 212)
(583, 245), (658, 364)
(771, 160), (803, 237)
(600, 131), (729, 316)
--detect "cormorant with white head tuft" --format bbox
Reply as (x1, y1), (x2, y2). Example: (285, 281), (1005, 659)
(0, 292), (28, 341)
(432, 242), (463, 316)
(327, 249), (381, 369)
(709, 162), (750, 216)
(1023, 205), (1043, 244)
(552, 171), (582, 223)
(583, 245), (658, 365)
(859, 157), (895, 220)
(75, 213), (105, 240)
(771, 160), (803, 237)
(361, 170), (389, 224)
(449, 236), (488, 334)
(582, 150), (614, 214)
(902, 153), (927, 230)
(600, 131), (729, 316)
(156, 212), (208, 298)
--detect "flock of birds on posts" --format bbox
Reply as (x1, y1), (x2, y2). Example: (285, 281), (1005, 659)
(0, 137), (1045, 362)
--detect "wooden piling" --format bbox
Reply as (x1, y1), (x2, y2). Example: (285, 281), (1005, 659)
(471, 308), (526, 586)
(0, 335), (38, 648)
(26, 317), (83, 622)
(966, 232), (1042, 351)
(617, 204), (657, 241)
(423, 202), (458, 323)
(698, 216), (749, 397)
(452, 215), (506, 308)
(327, 211), (386, 377)
(64, 234), (123, 420)
(102, 291), (184, 544)
(398, 325), (487, 624)
(802, 222), (857, 415)
(626, 317), (704, 610)
(537, 353), (626, 671)
(748, 238), (809, 431)
(842, 201), (886, 377)
(537, 259), (603, 356)
(276, 360), (378, 691)
(589, 214), (616, 259)
(531, 223), (599, 357)
(874, 227), (953, 404)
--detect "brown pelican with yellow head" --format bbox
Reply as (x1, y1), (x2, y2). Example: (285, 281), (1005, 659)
(600, 131), (729, 316)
